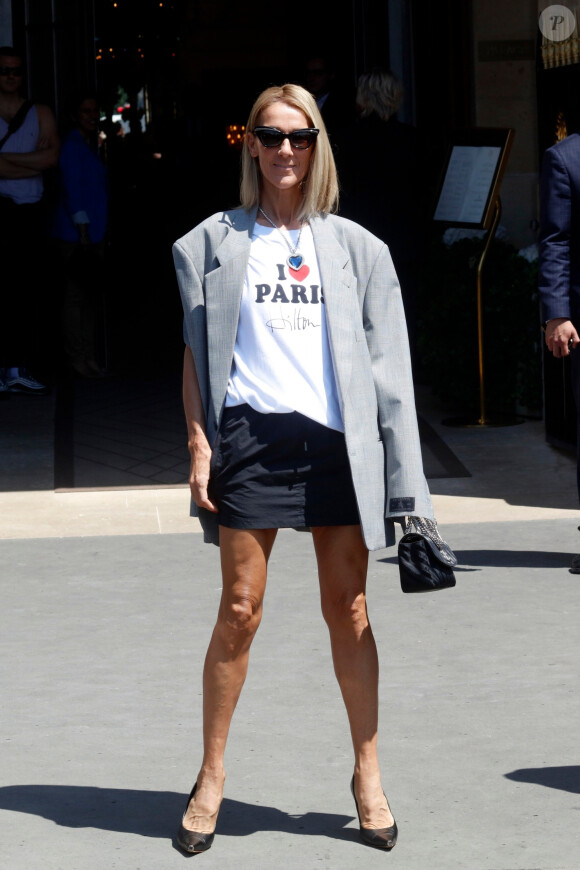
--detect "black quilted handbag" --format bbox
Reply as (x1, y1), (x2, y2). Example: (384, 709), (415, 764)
(398, 517), (457, 593)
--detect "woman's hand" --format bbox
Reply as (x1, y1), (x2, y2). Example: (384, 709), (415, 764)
(182, 345), (217, 511)
(189, 435), (218, 512)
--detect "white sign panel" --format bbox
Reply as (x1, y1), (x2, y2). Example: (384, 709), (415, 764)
(434, 145), (502, 225)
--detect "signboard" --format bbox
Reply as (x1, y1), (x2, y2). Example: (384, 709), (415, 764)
(433, 129), (514, 229)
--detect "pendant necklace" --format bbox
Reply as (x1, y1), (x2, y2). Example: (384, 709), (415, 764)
(258, 206), (306, 271)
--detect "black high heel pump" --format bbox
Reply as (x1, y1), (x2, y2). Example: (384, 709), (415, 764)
(350, 775), (398, 851)
(176, 783), (217, 854)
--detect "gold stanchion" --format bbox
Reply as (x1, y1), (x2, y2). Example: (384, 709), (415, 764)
(443, 197), (525, 428)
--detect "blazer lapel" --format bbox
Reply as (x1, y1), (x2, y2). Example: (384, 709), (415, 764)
(205, 208), (256, 430)
(310, 216), (355, 396)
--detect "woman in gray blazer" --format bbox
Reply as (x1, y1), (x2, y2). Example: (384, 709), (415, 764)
(173, 83), (435, 855)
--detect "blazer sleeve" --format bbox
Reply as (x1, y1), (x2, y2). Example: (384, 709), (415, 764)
(173, 239), (224, 541)
(362, 244), (434, 520)
(172, 240), (211, 435)
(539, 146), (573, 322)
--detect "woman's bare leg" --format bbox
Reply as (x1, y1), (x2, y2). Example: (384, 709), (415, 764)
(312, 524), (394, 828)
(183, 526), (277, 833)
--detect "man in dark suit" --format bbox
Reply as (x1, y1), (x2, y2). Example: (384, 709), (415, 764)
(303, 54), (355, 143)
(539, 132), (580, 571)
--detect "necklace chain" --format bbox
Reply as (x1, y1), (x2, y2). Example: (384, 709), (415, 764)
(258, 206), (304, 258)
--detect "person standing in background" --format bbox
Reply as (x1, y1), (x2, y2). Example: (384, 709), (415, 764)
(0, 46), (59, 396)
(51, 92), (108, 378)
(539, 131), (580, 572)
(303, 53), (355, 144)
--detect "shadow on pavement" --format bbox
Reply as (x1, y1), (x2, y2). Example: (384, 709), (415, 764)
(379, 550), (574, 569)
(505, 766), (580, 794)
(0, 785), (356, 842)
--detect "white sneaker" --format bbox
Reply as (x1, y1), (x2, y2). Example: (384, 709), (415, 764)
(6, 371), (48, 395)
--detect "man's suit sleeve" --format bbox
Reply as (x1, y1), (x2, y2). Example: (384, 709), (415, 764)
(539, 146), (572, 322)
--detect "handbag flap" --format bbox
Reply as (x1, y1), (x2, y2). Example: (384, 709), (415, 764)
(398, 533), (456, 593)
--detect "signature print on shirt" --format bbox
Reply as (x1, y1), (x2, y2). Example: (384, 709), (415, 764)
(266, 307), (321, 332)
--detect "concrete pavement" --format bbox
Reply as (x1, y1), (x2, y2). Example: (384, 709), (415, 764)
(2, 523), (580, 870)
(1, 387), (580, 868)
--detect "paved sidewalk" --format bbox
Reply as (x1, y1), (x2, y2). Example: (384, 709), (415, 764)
(1, 522), (580, 870)
(2, 382), (580, 868)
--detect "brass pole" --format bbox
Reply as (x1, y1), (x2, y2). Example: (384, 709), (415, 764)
(476, 197), (502, 425)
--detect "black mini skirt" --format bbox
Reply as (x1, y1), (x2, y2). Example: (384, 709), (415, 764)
(208, 404), (360, 530)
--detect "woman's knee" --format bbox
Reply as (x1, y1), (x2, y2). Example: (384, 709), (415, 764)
(216, 527), (273, 652)
(216, 591), (264, 651)
(320, 589), (369, 635)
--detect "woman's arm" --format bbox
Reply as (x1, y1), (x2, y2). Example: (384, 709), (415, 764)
(59, 135), (93, 233)
(183, 345), (218, 513)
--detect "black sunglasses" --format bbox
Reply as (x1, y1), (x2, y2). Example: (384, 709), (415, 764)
(0, 66), (23, 76)
(253, 126), (319, 150)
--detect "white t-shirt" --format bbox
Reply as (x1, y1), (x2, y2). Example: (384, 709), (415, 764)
(226, 223), (343, 431)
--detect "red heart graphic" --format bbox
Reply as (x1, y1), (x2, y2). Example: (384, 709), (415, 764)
(289, 264), (310, 281)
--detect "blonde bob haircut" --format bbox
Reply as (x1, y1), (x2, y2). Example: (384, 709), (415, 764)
(240, 83), (339, 220)
(356, 69), (403, 122)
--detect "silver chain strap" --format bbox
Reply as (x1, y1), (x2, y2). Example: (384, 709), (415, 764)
(402, 516), (457, 566)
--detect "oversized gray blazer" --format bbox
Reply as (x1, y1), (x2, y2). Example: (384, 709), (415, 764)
(173, 206), (434, 550)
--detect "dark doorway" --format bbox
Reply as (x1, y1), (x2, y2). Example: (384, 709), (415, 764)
(91, 0), (367, 375)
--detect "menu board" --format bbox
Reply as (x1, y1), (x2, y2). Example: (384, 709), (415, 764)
(433, 130), (513, 229)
